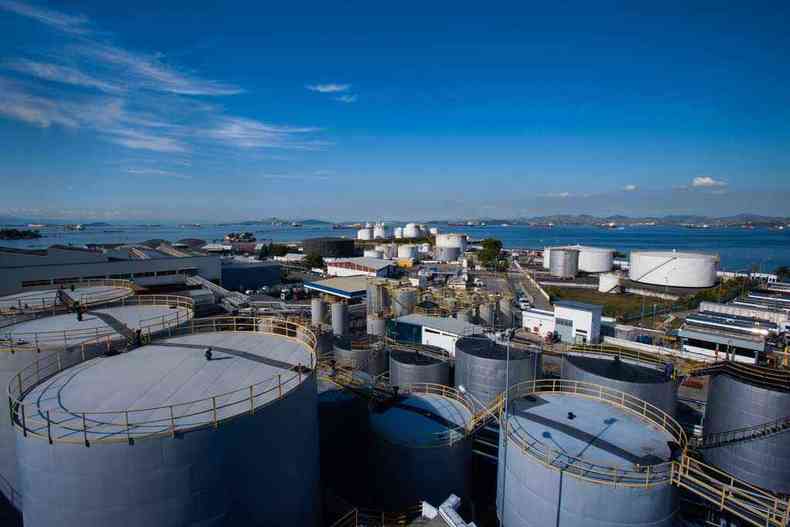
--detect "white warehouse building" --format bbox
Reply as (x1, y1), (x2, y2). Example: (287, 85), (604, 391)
(553, 301), (603, 344)
(521, 308), (556, 339)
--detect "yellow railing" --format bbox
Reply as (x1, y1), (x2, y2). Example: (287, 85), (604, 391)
(564, 343), (672, 370)
(0, 295), (194, 352)
(0, 279), (136, 315)
(8, 317), (316, 445)
(672, 454), (790, 527)
(501, 378), (687, 487)
(329, 504), (422, 527)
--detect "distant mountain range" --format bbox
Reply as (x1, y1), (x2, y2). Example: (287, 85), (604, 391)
(430, 214), (790, 227)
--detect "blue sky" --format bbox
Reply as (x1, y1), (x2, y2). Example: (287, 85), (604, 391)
(1, 1), (789, 221)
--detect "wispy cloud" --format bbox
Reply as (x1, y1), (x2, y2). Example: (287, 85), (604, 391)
(691, 176), (727, 188)
(0, 77), (80, 127)
(260, 172), (332, 181)
(126, 168), (191, 179)
(75, 43), (243, 96)
(335, 94), (358, 103)
(110, 128), (187, 153)
(4, 59), (122, 93)
(306, 83), (350, 93)
(623, 184), (638, 191)
(0, 0), (89, 35)
(207, 116), (324, 149)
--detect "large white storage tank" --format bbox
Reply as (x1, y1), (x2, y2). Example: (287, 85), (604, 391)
(435, 233), (467, 252)
(397, 244), (418, 259)
(394, 227), (404, 239)
(629, 250), (718, 288)
(549, 248), (579, 278)
(403, 223), (421, 239)
(373, 223), (392, 240)
(357, 228), (374, 241)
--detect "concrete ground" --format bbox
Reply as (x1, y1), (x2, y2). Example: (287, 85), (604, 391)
(21, 332), (312, 441)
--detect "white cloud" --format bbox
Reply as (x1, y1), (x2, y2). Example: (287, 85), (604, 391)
(0, 0), (89, 35)
(692, 176), (727, 188)
(126, 168), (191, 179)
(4, 59), (123, 93)
(109, 128), (187, 153)
(76, 44), (242, 96)
(306, 83), (350, 93)
(543, 192), (571, 198)
(0, 78), (80, 127)
(623, 184), (638, 191)
(207, 116), (323, 149)
(335, 94), (358, 103)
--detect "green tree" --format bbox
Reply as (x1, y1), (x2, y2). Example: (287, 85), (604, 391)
(479, 238), (503, 269)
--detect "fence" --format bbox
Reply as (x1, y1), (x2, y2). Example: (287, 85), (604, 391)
(8, 317), (316, 446)
(0, 278), (136, 315)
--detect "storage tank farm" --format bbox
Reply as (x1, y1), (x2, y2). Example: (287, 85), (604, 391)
(0, 281), (188, 512)
(700, 363), (790, 494)
(544, 245), (614, 273)
(333, 336), (388, 377)
(8, 316), (321, 527)
(454, 336), (541, 408)
(560, 346), (679, 416)
(629, 250), (719, 288)
(549, 248), (580, 278)
(497, 379), (685, 527)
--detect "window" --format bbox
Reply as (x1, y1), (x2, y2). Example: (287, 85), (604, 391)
(556, 318), (572, 327)
(157, 270), (177, 276)
(110, 273), (132, 279)
(53, 277), (81, 284)
(133, 272), (156, 278)
(22, 279), (52, 287)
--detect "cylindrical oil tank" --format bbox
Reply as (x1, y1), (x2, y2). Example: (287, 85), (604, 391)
(575, 245), (614, 273)
(434, 246), (461, 262)
(363, 249), (383, 259)
(311, 297), (326, 326)
(498, 382), (680, 527)
(389, 347), (450, 387)
(393, 288), (418, 317)
(357, 228), (373, 241)
(454, 336), (541, 407)
(394, 227), (404, 239)
(334, 338), (388, 376)
(366, 316), (387, 337)
(317, 379), (368, 502)
(549, 248), (579, 278)
(598, 271), (624, 293)
(303, 237), (355, 258)
(435, 233), (467, 252)
(331, 302), (348, 336)
(702, 372), (790, 493)
(373, 223), (392, 240)
(429, 227), (439, 236)
(375, 244), (396, 259)
(397, 244), (418, 259)
(561, 353), (678, 416)
(366, 388), (473, 511)
(12, 325), (321, 527)
(366, 279), (388, 316)
(628, 250), (718, 288)
(479, 302), (497, 327)
(542, 246), (551, 270)
(418, 243), (431, 254)
(403, 223), (421, 239)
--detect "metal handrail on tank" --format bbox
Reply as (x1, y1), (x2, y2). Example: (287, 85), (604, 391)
(501, 378), (687, 488)
(329, 504), (423, 527)
(688, 361), (790, 392)
(563, 343), (673, 372)
(0, 278), (136, 315)
(0, 294), (195, 352)
(7, 317), (317, 446)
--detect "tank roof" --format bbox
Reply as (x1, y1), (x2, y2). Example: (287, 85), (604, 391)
(390, 348), (445, 366)
(370, 393), (471, 445)
(0, 285), (130, 310)
(630, 250), (719, 259)
(508, 392), (673, 471)
(566, 354), (668, 383)
(455, 336), (532, 361)
(20, 331), (313, 441)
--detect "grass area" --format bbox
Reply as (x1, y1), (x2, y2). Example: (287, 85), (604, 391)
(544, 287), (674, 320)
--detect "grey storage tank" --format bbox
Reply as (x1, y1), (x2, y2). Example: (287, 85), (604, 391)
(9, 317), (320, 527)
(366, 385), (475, 511)
(701, 365), (790, 494)
(392, 288), (418, 317)
(311, 297), (327, 326)
(454, 336), (541, 408)
(333, 337), (388, 377)
(560, 350), (678, 416)
(331, 302), (348, 336)
(498, 379), (683, 527)
(389, 344), (451, 387)
(549, 247), (579, 278)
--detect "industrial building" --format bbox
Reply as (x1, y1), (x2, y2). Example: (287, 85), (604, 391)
(8, 317), (320, 527)
(554, 301), (603, 344)
(220, 258), (281, 292)
(389, 314), (483, 356)
(628, 250), (719, 288)
(326, 257), (397, 278)
(0, 245), (221, 295)
(302, 237), (356, 258)
(304, 276), (368, 300)
(679, 312), (772, 364)
(520, 307), (556, 338)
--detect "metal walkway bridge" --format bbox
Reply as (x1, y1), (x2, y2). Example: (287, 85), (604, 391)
(186, 275), (249, 309)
